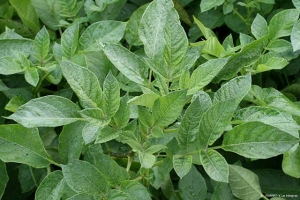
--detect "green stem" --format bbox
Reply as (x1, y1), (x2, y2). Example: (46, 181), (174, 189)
(126, 156), (133, 172)
(163, 128), (178, 134)
(49, 160), (61, 168)
(29, 166), (38, 187)
(132, 176), (143, 181)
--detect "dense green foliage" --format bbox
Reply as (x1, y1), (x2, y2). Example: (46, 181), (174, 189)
(0, 0), (300, 199)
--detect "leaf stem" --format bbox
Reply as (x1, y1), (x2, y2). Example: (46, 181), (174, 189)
(126, 155), (133, 172)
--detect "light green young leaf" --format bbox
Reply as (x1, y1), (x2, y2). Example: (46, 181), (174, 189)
(0, 39), (33, 58)
(152, 90), (187, 127)
(18, 164), (46, 192)
(293, 0), (300, 8)
(103, 44), (147, 85)
(282, 144), (300, 178)
(0, 56), (24, 75)
(212, 182), (237, 200)
(31, 0), (61, 30)
(128, 93), (160, 108)
(268, 9), (300, 40)
(103, 71), (120, 118)
(24, 67), (39, 87)
(59, 122), (85, 164)
(222, 122), (299, 159)
(7, 95), (81, 128)
(82, 123), (102, 144)
(35, 171), (65, 200)
(95, 126), (121, 143)
(138, 152), (156, 169)
(229, 165), (263, 200)
(33, 26), (50, 62)
(61, 23), (79, 59)
(84, 145), (130, 187)
(113, 94), (130, 129)
(79, 108), (110, 127)
(138, 106), (152, 128)
(201, 36), (225, 57)
(139, 0), (173, 60)
(251, 14), (268, 39)
(200, 149), (229, 183)
(108, 180), (151, 200)
(255, 54), (288, 73)
(0, 160), (8, 199)
(163, 8), (188, 69)
(193, 16), (216, 39)
(178, 93), (212, 148)
(0, 124), (52, 168)
(62, 160), (110, 195)
(235, 106), (300, 138)
(291, 21), (300, 52)
(60, 61), (103, 109)
(188, 58), (228, 95)
(178, 165), (207, 200)
(9, 0), (40, 33)
(173, 154), (193, 179)
(200, 0), (225, 13)
(79, 21), (126, 50)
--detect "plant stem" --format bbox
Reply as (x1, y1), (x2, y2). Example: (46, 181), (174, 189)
(126, 155), (133, 172)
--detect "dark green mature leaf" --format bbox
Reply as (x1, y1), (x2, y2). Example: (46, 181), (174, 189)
(33, 26), (50, 62)
(139, 0), (173, 60)
(103, 44), (148, 85)
(251, 14), (268, 39)
(229, 165), (263, 200)
(7, 95), (81, 128)
(152, 90), (187, 127)
(291, 21), (300, 52)
(0, 124), (52, 168)
(84, 145), (130, 187)
(18, 164), (46, 192)
(200, 149), (229, 183)
(60, 61), (103, 109)
(223, 122), (299, 159)
(9, 0), (40, 33)
(178, 165), (207, 200)
(108, 180), (151, 200)
(177, 93), (211, 148)
(95, 126), (121, 143)
(212, 182), (237, 200)
(0, 160), (8, 199)
(35, 171), (65, 200)
(200, 0), (224, 12)
(173, 154), (192, 179)
(61, 23), (79, 59)
(268, 9), (300, 40)
(282, 144), (300, 178)
(79, 21), (126, 51)
(103, 71), (120, 118)
(59, 122), (85, 164)
(62, 160), (110, 195)
(31, 0), (61, 30)
(79, 108), (110, 127)
(113, 94), (130, 129)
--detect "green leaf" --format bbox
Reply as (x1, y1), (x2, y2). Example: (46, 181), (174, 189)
(229, 165), (263, 200)
(84, 145), (130, 187)
(62, 160), (110, 195)
(128, 93), (160, 108)
(255, 54), (289, 73)
(108, 180), (151, 200)
(60, 61), (103, 109)
(251, 14), (268, 39)
(35, 171), (65, 200)
(79, 108), (110, 127)
(193, 16), (216, 39)
(163, 8), (188, 70)
(0, 124), (52, 168)
(81, 123), (102, 144)
(7, 95), (81, 128)
(103, 71), (120, 118)
(200, 149), (229, 183)
(31, 0), (61, 30)
(139, 0), (173, 60)
(152, 90), (187, 127)
(0, 39), (33, 58)
(212, 182), (237, 200)
(95, 126), (121, 143)
(188, 58), (228, 95)
(178, 93), (212, 148)
(215, 36), (268, 81)
(222, 122), (299, 159)
(235, 106), (300, 138)
(61, 23), (79, 59)
(103, 44), (148, 85)
(282, 144), (300, 178)
(200, 0), (225, 13)
(291, 21), (300, 52)
(173, 154), (192, 178)
(18, 164), (46, 192)
(178, 165), (207, 200)
(9, 0), (40, 33)
(0, 56), (24, 75)
(139, 152), (156, 169)
(59, 122), (85, 164)
(24, 67), (39, 87)
(113, 94), (130, 129)
(33, 26), (50, 62)
(293, 0), (300, 8)
(0, 160), (8, 199)
(268, 9), (300, 40)
(79, 21), (126, 50)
